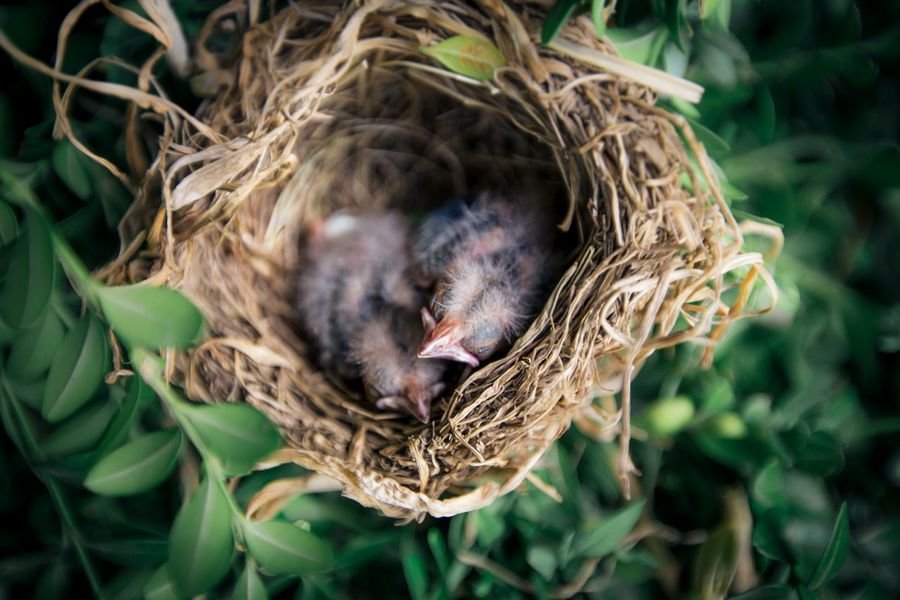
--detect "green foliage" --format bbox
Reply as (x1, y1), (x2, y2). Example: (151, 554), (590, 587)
(0, 200), (17, 243)
(84, 428), (183, 496)
(183, 403), (282, 475)
(6, 309), (65, 381)
(606, 25), (668, 64)
(51, 140), (93, 201)
(233, 560), (269, 600)
(692, 528), (739, 599)
(42, 315), (109, 423)
(571, 499), (645, 558)
(420, 35), (506, 81)
(807, 503), (850, 591)
(638, 394), (696, 436)
(591, 1), (608, 37)
(1, 209), (54, 328)
(1, 0), (898, 598)
(96, 284), (205, 349)
(241, 519), (334, 575)
(542, 0), (586, 45)
(41, 399), (116, 459)
(168, 477), (234, 595)
(401, 531), (429, 600)
(142, 564), (180, 600)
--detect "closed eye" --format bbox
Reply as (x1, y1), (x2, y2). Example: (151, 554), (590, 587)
(474, 344), (495, 359)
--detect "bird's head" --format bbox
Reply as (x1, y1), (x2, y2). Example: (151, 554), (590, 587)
(417, 308), (480, 367)
(374, 380), (444, 423)
(417, 307), (504, 367)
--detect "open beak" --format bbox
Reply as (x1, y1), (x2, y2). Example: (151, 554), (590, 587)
(417, 318), (480, 367)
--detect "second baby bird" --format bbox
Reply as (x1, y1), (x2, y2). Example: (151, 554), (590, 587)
(414, 192), (552, 367)
(297, 212), (447, 422)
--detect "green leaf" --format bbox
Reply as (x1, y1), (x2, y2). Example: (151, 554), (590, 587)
(752, 460), (786, 510)
(6, 309), (65, 381)
(752, 512), (790, 562)
(663, 40), (689, 77)
(572, 500), (645, 558)
(590, 0), (606, 37)
(668, 97), (702, 119)
(687, 117), (731, 156)
(1, 209), (55, 329)
(142, 564), (180, 600)
(806, 502), (850, 590)
(234, 561), (268, 600)
(664, 0), (691, 52)
(607, 26), (668, 66)
(0, 392), (27, 456)
(731, 584), (798, 600)
(641, 395), (695, 436)
(705, 412), (748, 439)
(691, 527), (739, 600)
(168, 477), (234, 595)
(475, 507), (506, 548)
(242, 520), (333, 575)
(756, 86), (776, 144)
(401, 533), (428, 600)
(541, 0), (584, 45)
(97, 284), (204, 349)
(526, 545), (558, 581)
(84, 428), (182, 496)
(722, 179), (749, 201)
(42, 315), (110, 423)
(0, 200), (17, 245)
(427, 528), (450, 576)
(42, 399), (116, 459)
(700, 0), (721, 20)
(51, 140), (93, 201)
(711, 0), (732, 29)
(421, 35), (506, 81)
(184, 403), (281, 474)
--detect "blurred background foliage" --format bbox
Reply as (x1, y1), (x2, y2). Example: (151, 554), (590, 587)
(1, 0), (899, 598)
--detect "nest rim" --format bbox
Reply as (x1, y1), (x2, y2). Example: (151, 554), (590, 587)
(101, 0), (776, 520)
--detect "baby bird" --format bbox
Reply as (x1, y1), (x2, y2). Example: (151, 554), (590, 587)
(350, 307), (446, 423)
(413, 193), (551, 367)
(297, 212), (446, 422)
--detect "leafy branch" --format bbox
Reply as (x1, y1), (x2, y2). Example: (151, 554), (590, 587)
(0, 163), (333, 597)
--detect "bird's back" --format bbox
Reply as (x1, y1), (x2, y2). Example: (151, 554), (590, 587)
(297, 212), (421, 375)
(414, 192), (555, 365)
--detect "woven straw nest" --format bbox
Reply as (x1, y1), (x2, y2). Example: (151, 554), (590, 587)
(104, 0), (775, 520)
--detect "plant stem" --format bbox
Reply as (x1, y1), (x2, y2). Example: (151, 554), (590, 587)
(131, 348), (248, 522)
(45, 477), (107, 599)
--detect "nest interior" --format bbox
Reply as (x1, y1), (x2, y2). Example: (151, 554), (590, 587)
(113, 0), (756, 520)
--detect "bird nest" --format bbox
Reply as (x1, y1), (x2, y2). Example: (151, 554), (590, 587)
(100, 0), (774, 520)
